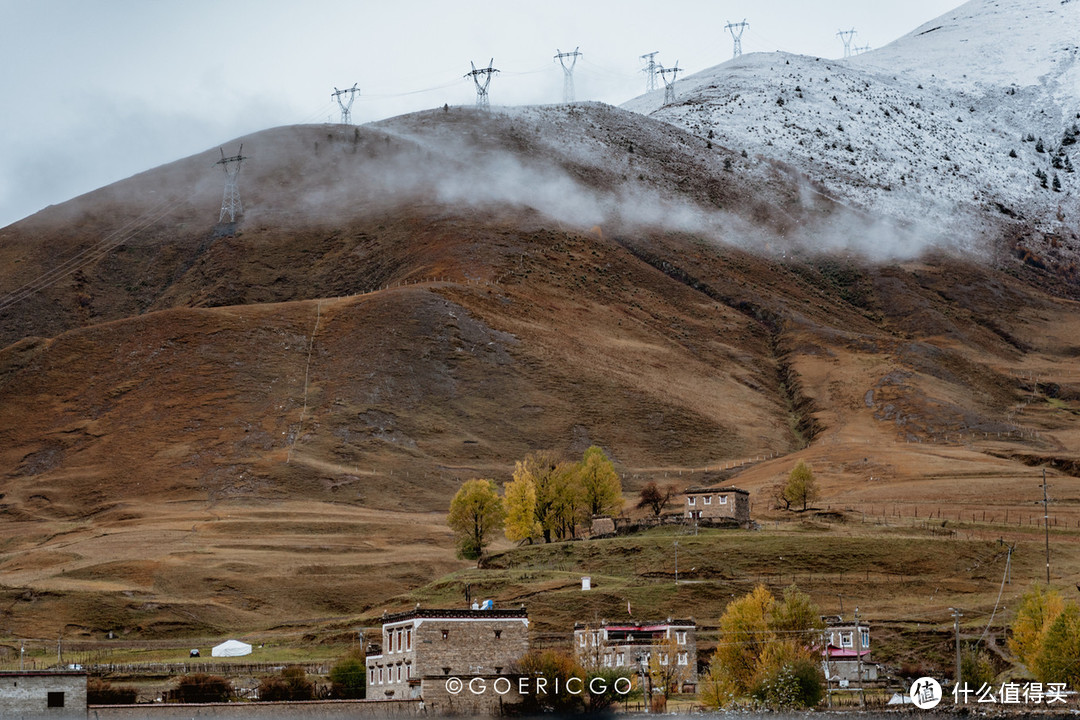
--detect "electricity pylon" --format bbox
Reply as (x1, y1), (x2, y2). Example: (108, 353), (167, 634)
(554, 47), (582, 103)
(725, 20), (749, 59)
(331, 84), (360, 124)
(465, 59), (499, 109)
(658, 62), (681, 105)
(837, 28), (857, 58)
(640, 51), (659, 92)
(215, 145), (247, 224)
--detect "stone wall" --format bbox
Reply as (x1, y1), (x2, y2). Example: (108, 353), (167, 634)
(419, 674), (524, 717)
(90, 698), (422, 719)
(414, 617), (529, 678)
(0, 671), (86, 719)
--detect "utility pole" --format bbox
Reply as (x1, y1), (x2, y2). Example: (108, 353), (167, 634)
(854, 607), (865, 709)
(214, 144), (248, 224)
(554, 47), (582, 103)
(673, 541), (679, 585)
(640, 52), (659, 92)
(725, 20), (749, 59)
(465, 59), (499, 109)
(1043, 468), (1051, 583)
(950, 607), (963, 688)
(331, 84), (360, 125)
(657, 62), (681, 105)
(837, 28), (857, 58)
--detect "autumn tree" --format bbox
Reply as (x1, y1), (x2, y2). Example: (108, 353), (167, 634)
(704, 584), (825, 709)
(503, 471), (540, 543)
(513, 451), (581, 542)
(447, 478), (505, 560)
(637, 481), (676, 516)
(783, 461), (819, 512)
(577, 446), (624, 517)
(649, 635), (690, 700)
(1009, 584), (1080, 684)
(1033, 603), (1080, 685)
(1009, 584), (1065, 671)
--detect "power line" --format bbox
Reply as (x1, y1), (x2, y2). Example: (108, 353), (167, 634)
(725, 20), (749, 59)
(465, 59), (499, 109)
(331, 84), (360, 124)
(554, 47), (582, 103)
(215, 145), (247, 224)
(837, 28), (857, 58)
(657, 62), (681, 105)
(0, 197), (181, 314)
(640, 51), (659, 93)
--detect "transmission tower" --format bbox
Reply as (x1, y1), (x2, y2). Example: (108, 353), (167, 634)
(725, 19), (749, 59)
(640, 51), (660, 93)
(215, 145), (247, 224)
(837, 28), (857, 58)
(465, 59), (499, 109)
(331, 84), (360, 124)
(554, 47), (582, 103)
(658, 62), (681, 105)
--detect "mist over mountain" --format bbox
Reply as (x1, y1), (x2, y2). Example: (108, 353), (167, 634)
(0, 0), (1079, 638)
(625, 0), (1079, 272)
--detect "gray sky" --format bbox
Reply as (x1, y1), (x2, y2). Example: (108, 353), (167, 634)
(0, 0), (962, 228)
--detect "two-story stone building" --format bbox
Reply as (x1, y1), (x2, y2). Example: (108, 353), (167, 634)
(365, 606), (530, 700)
(572, 619), (697, 692)
(684, 486), (750, 525)
(821, 615), (878, 683)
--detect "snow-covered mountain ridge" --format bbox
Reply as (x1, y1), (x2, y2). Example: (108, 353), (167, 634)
(624, 0), (1079, 269)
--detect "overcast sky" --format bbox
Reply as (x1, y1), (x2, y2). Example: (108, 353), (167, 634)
(0, 0), (963, 229)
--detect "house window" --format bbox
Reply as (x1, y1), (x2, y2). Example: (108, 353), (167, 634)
(704, 496), (712, 505)
(603, 654), (612, 667)
(370, 668), (376, 684)
(494, 629), (502, 639)
(405, 628), (412, 651)
(616, 653), (624, 667)
(378, 667), (384, 684)
(592, 631), (600, 646)
(676, 631), (686, 645)
(579, 633), (587, 647)
(397, 664), (402, 682)
(718, 495), (728, 504)
(688, 497), (696, 506)
(678, 652), (688, 666)
(840, 632), (853, 648)
(406, 664), (412, 679)
(861, 630), (870, 648)
(47, 692), (64, 708)
(660, 653), (669, 665)
(441, 630), (449, 640)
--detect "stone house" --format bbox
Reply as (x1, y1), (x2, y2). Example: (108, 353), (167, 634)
(572, 619), (697, 692)
(821, 616), (878, 683)
(0, 671), (86, 719)
(684, 486), (750, 524)
(365, 606), (529, 701)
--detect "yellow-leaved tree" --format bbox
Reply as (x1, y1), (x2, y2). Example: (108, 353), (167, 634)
(503, 471), (540, 544)
(446, 478), (505, 560)
(577, 446), (624, 518)
(783, 461), (819, 512)
(1009, 584), (1080, 685)
(511, 451), (581, 542)
(703, 584), (825, 709)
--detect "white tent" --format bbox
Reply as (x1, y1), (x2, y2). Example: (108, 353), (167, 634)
(211, 639), (252, 657)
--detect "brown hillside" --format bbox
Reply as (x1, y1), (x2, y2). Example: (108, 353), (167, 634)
(1, 104), (1079, 637)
